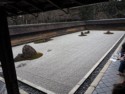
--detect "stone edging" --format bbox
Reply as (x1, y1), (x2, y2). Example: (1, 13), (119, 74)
(84, 34), (125, 94)
(17, 76), (56, 94)
(0, 77), (28, 94)
(68, 34), (125, 94)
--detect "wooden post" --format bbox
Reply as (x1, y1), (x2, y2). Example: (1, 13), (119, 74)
(0, 8), (20, 94)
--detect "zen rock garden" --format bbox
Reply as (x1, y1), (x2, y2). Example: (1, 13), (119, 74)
(14, 45), (43, 62)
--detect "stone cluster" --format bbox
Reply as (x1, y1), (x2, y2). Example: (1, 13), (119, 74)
(14, 45), (42, 62)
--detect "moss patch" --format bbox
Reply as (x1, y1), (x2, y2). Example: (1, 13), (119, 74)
(27, 52), (43, 60)
(34, 38), (52, 44)
(14, 52), (43, 62)
(79, 34), (87, 36)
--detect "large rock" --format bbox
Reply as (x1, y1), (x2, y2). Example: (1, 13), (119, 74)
(85, 30), (90, 34)
(14, 54), (24, 62)
(14, 45), (42, 62)
(79, 31), (87, 36)
(104, 31), (114, 34)
(22, 45), (37, 58)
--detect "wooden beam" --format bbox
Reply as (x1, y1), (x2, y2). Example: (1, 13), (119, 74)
(25, 0), (44, 11)
(46, 0), (69, 14)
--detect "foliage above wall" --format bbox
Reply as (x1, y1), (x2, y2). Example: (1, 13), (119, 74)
(8, 1), (125, 25)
